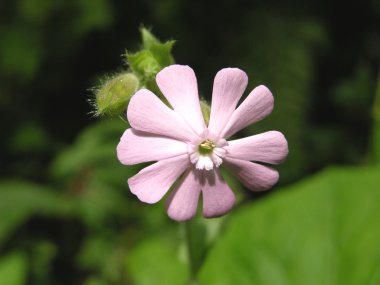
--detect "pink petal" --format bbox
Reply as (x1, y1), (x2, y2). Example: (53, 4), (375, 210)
(225, 131), (288, 164)
(201, 169), (235, 218)
(128, 154), (190, 204)
(221, 85), (274, 138)
(208, 68), (248, 135)
(223, 157), (279, 191)
(117, 128), (188, 165)
(127, 89), (197, 142)
(165, 169), (201, 221)
(156, 65), (206, 134)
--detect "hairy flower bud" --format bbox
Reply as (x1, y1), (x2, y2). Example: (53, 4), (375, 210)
(95, 73), (139, 116)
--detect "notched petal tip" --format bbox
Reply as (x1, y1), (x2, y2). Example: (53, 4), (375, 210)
(203, 197), (235, 218)
(271, 131), (289, 164)
(127, 175), (161, 204)
(156, 64), (194, 80)
(201, 170), (236, 218)
(224, 157), (280, 192)
(165, 170), (201, 221)
(127, 155), (190, 205)
(257, 84), (274, 112)
(215, 67), (248, 83)
(221, 84), (276, 138)
(167, 208), (196, 222)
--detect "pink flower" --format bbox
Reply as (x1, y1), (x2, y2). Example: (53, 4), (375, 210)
(117, 65), (288, 221)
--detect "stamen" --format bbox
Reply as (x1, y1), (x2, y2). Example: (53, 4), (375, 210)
(188, 135), (227, 171)
(198, 139), (216, 154)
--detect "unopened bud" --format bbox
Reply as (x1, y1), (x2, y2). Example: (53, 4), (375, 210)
(95, 73), (139, 116)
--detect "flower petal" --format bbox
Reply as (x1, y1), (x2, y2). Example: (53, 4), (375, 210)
(223, 157), (279, 191)
(128, 154), (190, 204)
(156, 65), (206, 134)
(225, 131), (288, 164)
(208, 68), (248, 135)
(127, 89), (197, 142)
(117, 128), (188, 165)
(201, 169), (235, 218)
(165, 169), (201, 221)
(221, 85), (274, 138)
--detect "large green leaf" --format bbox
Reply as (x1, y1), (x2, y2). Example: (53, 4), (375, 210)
(199, 166), (380, 285)
(51, 119), (137, 183)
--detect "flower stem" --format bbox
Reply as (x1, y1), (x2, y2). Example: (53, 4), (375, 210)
(182, 219), (209, 285)
(183, 221), (198, 284)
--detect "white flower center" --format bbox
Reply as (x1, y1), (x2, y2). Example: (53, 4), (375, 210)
(187, 131), (227, 171)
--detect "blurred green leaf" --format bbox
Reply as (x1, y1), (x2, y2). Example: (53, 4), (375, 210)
(73, 178), (130, 228)
(0, 25), (42, 80)
(8, 123), (50, 153)
(17, 0), (57, 24)
(199, 165), (380, 285)
(73, 0), (112, 35)
(0, 252), (27, 285)
(51, 119), (135, 182)
(126, 231), (189, 285)
(83, 277), (108, 285)
(30, 241), (57, 284)
(0, 181), (70, 245)
(78, 235), (112, 270)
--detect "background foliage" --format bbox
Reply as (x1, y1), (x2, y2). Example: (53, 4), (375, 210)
(0, 0), (379, 284)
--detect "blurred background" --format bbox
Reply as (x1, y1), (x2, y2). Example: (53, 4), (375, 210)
(0, 0), (379, 284)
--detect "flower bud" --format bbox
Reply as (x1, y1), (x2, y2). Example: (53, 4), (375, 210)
(95, 73), (139, 116)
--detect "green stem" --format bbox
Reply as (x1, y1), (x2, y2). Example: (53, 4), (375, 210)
(183, 221), (199, 285)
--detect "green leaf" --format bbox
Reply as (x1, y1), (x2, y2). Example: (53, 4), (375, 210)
(73, 178), (130, 228)
(0, 181), (70, 245)
(30, 241), (57, 284)
(51, 119), (135, 182)
(199, 165), (380, 285)
(126, 232), (189, 285)
(0, 252), (28, 285)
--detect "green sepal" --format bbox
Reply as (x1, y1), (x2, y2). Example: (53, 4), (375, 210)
(140, 27), (175, 66)
(200, 99), (211, 126)
(126, 28), (175, 89)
